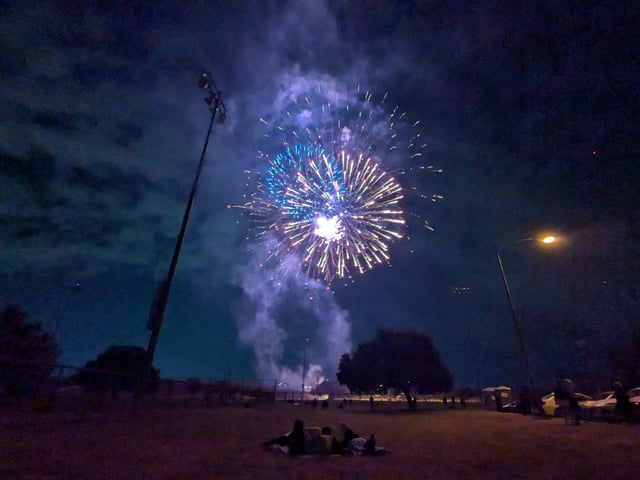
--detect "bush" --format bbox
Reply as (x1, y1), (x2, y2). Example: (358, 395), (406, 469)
(76, 345), (158, 397)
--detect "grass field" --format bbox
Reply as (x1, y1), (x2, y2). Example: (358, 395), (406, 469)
(2, 396), (639, 479)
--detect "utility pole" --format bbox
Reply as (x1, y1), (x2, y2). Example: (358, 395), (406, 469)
(132, 71), (226, 414)
(497, 246), (536, 398)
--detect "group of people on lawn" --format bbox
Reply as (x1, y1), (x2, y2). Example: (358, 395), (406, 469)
(263, 420), (386, 456)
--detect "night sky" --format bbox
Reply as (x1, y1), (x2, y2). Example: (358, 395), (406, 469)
(1, 0), (638, 391)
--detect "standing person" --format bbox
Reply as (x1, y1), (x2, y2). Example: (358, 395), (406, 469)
(568, 395), (582, 425)
(554, 373), (572, 415)
(613, 381), (632, 422)
(519, 386), (532, 415)
(555, 373), (582, 424)
(494, 391), (502, 411)
(369, 395), (374, 411)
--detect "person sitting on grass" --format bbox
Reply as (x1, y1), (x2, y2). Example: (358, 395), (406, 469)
(321, 426), (343, 455)
(263, 420), (333, 455)
(339, 422), (388, 456)
(262, 419), (306, 455)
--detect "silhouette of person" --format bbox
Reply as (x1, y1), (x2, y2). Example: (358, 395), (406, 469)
(554, 373), (573, 401)
(519, 386), (532, 415)
(365, 434), (376, 455)
(613, 381), (632, 421)
(263, 419), (306, 455)
(494, 391), (502, 411)
(321, 426), (341, 455)
(569, 396), (582, 424)
(288, 419), (306, 455)
(554, 373), (572, 414)
(340, 422), (359, 448)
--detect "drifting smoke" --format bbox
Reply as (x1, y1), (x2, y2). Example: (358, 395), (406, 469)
(232, 233), (352, 388)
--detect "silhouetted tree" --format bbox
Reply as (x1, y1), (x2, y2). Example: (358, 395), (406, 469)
(76, 345), (158, 398)
(337, 329), (453, 410)
(0, 305), (60, 395)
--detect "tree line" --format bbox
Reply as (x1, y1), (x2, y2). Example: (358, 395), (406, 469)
(2, 304), (639, 408)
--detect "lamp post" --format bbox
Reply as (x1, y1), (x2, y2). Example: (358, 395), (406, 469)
(133, 71), (226, 413)
(496, 235), (556, 411)
(301, 338), (310, 400)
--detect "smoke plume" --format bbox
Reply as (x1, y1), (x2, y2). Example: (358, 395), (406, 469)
(233, 235), (352, 389)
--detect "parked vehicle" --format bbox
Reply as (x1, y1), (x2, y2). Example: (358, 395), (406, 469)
(540, 392), (592, 417)
(630, 390), (640, 420)
(626, 387), (640, 398)
(583, 391), (615, 419)
(587, 387), (640, 420)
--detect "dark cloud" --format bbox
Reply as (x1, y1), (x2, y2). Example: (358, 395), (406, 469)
(66, 163), (151, 209)
(114, 121), (144, 147)
(1, 149), (56, 184)
(33, 111), (79, 132)
(10, 215), (55, 240)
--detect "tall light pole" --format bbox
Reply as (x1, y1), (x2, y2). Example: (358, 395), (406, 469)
(301, 338), (310, 400)
(133, 71), (226, 412)
(497, 235), (556, 410)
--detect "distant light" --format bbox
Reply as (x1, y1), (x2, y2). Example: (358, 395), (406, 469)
(541, 236), (556, 244)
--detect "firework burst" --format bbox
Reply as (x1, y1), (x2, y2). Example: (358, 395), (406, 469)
(245, 84), (440, 284)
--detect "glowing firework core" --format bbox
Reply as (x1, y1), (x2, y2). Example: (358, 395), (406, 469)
(313, 215), (344, 241)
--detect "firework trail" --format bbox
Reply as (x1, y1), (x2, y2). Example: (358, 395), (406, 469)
(245, 85), (440, 284)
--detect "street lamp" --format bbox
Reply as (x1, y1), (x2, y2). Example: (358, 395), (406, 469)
(133, 71), (226, 413)
(496, 235), (557, 410)
(301, 338), (310, 400)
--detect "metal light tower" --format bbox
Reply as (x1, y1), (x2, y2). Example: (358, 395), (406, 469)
(134, 71), (226, 411)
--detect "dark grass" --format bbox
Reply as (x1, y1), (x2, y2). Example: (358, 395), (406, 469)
(2, 396), (639, 479)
